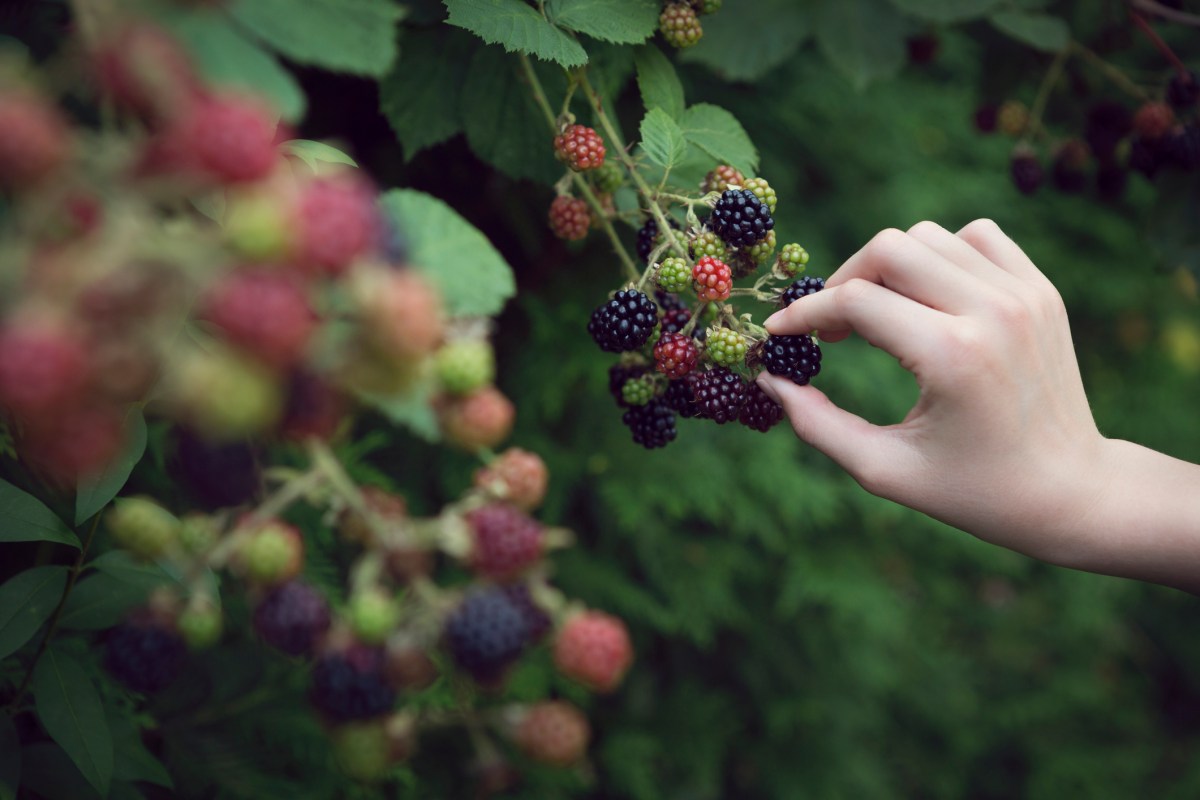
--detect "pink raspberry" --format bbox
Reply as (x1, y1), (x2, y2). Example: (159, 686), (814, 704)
(202, 270), (316, 369)
(168, 92), (281, 184)
(294, 175), (378, 276)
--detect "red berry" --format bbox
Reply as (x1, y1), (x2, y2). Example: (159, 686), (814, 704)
(1133, 101), (1176, 141)
(279, 369), (346, 441)
(692, 255), (732, 301)
(0, 319), (91, 421)
(465, 504), (544, 580)
(653, 332), (699, 379)
(515, 701), (590, 766)
(93, 23), (200, 121)
(553, 124), (606, 171)
(167, 93), (280, 184)
(548, 195), (590, 241)
(0, 89), (70, 188)
(384, 640), (438, 691)
(701, 165), (745, 194)
(440, 387), (514, 450)
(473, 448), (549, 511)
(356, 268), (445, 360)
(294, 174), (378, 276)
(20, 404), (125, 484)
(202, 270), (316, 369)
(553, 611), (633, 693)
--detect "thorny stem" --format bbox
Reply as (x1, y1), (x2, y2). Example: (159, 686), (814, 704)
(1069, 42), (1152, 101)
(516, 54), (638, 281)
(1129, 9), (1191, 74)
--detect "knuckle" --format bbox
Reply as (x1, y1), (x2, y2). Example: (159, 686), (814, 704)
(960, 218), (1001, 239)
(834, 278), (872, 310)
(906, 220), (944, 238)
(990, 292), (1031, 327)
(867, 227), (907, 256)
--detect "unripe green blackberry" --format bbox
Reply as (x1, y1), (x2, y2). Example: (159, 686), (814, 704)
(659, 2), (702, 48)
(590, 162), (623, 193)
(434, 339), (495, 395)
(776, 243), (809, 277)
(621, 374), (658, 406)
(656, 257), (692, 293)
(689, 230), (728, 262)
(706, 328), (748, 367)
(742, 177), (776, 214)
(748, 229), (776, 265)
(107, 497), (180, 560)
(178, 513), (220, 554)
(178, 600), (223, 650)
(349, 588), (400, 645)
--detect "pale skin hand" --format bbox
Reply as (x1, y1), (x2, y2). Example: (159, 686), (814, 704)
(757, 219), (1200, 594)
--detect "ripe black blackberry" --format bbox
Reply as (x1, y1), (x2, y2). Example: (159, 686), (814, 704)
(254, 580), (332, 657)
(761, 335), (822, 386)
(660, 306), (692, 336)
(608, 363), (648, 407)
(1083, 101), (1132, 161)
(664, 377), (700, 419)
(310, 644), (396, 721)
(169, 427), (261, 510)
(1010, 151), (1043, 195)
(588, 289), (658, 353)
(1051, 141), (1089, 194)
(104, 614), (187, 693)
(445, 587), (531, 683)
(621, 399), (677, 448)
(738, 381), (784, 432)
(1162, 124), (1200, 171)
(1167, 70), (1199, 110)
(692, 367), (746, 424)
(502, 584), (552, 644)
(709, 189), (773, 248)
(655, 290), (687, 313)
(635, 217), (679, 262)
(778, 276), (825, 308)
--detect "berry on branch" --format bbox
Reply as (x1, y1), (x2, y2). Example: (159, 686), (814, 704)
(776, 243), (810, 278)
(466, 503), (545, 581)
(445, 587), (533, 684)
(709, 188), (774, 248)
(761, 334), (822, 386)
(656, 257), (692, 294)
(253, 580), (332, 657)
(738, 381), (784, 432)
(692, 256), (733, 302)
(659, 2), (703, 48)
(588, 289), (659, 353)
(742, 177), (777, 214)
(701, 165), (744, 194)
(553, 124), (606, 172)
(553, 611), (633, 693)
(692, 367), (747, 424)
(705, 328), (748, 368)
(621, 399), (677, 448)
(1010, 148), (1044, 195)
(621, 374), (658, 406)
(689, 229), (728, 261)
(515, 701), (591, 767)
(549, 195), (591, 241)
(778, 276), (825, 308)
(653, 332), (699, 379)
(474, 448), (549, 511)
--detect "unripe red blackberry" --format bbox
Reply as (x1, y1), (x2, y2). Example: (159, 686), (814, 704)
(692, 256), (732, 301)
(0, 88), (70, 188)
(294, 174), (378, 276)
(553, 611), (633, 693)
(93, 23), (199, 121)
(701, 165), (744, 194)
(659, 2), (703, 48)
(0, 318), (90, 421)
(202, 270), (315, 369)
(465, 503), (544, 581)
(653, 332), (699, 378)
(474, 448), (549, 511)
(439, 386), (515, 450)
(169, 92), (280, 183)
(19, 404), (125, 484)
(553, 124), (606, 171)
(515, 701), (591, 767)
(1010, 149), (1043, 195)
(738, 381), (784, 432)
(549, 195), (590, 241)
(692, 367), (746, 424)
(254, 580), (332, 656)
(385, 640), (439, 691)
(1133, 101), (1175, 141)
(354, 267), (445, 360)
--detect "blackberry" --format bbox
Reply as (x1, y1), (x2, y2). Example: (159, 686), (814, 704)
(635, 216), (679, 262)
(709, 189), (773, 248)
(761, 334), (822, 386)
(1051, 139), (1089, 194)
(689, 229), (728, 261)
(1133, 101), (1175, 140)
(1162, 124), (1200, 171)
(1010, 151), (1043, 195)
(466, 503), (544, 580)
(742, 177), (777, 214)
(1129, 136), (1162, 178)
(778, 276), (825, 308)
(169, 427), (261, 510)
(974, 104), (999, 134)
(775, 243), (809, 278)
(692, 367), (746, 424)
(254, 580), (332, 657)
(664, 377), (700, 418)
(310, 644), (396, 721)
(1083, 101), (1132, 161)
(661, 307), (695, 339)
(906, 33), (939, 65)
(445, 587), (531, 682)
(1167, 70), (1199, 110)
(608, 363), (648, 407)
(653, 332), (699, 378)
(656, 257), (691, 294)
(738, 381), (784, 432)
(655, 290), (687, 313)
(501, 584), (552, 644)
(659, 2), (703, 48)
(104, 615), (187, 693)
(621, 399), (677, 448)
(621, 374), (658, 406)
(588, 290), (658, 353)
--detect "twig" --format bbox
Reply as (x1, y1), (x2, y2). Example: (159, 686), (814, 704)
(1069, 42), (1153, 101)
(1130, 0), (1200, 28)
(1130, 9), (1191, 74)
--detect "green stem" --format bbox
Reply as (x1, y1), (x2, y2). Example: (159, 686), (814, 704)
(1069, 41), (1152, 101)
(1023, 47), (1070, 144)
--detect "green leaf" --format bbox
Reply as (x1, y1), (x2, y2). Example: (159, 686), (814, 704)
(378, 189), (516, 317)
(169, 11), (306, 122)
(444, 0), (588, 67)
(813, 0), (906, 89)
(380, 28), (473, 159)
(58, 566), (167, 631)
(886, 0), (1001, 22)
(989, 10), (1069, 52)
(0, 714), (19, 800)
(228, 0), (404, 76)
(280, 140), (358, 171)
(0, 566), (68, 661)
(547, 0), (659, 44)
(75, 408), (147, 526)
(634, 45), (684, 119)
(32, 649), (112, 797)
(18, 743), (99, 800)
(110, 717), (172, 789)
(0, 479), (78, 548)
(678, 103), (759, 176)
(360, 386), (441, 442)
(677, 0), (811, 82)
(639, 108), (686, 171)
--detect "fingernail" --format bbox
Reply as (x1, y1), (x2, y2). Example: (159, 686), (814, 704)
(755, 373), (781, 403)
(763, 310), (782, 329)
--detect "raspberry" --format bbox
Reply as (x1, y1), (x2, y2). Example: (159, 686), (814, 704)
(235, 518), (304, 585)
(656, 257), (692, 293)
(974, 104), (999, 134)
(1084, 101), (1132, 161)
(466, 503), (544, 580)
(105, 612), (187, 693)
(742, 177), (777, 214)
(705, 328), (748, 368)
(356, 268), (445, 361)
(1133, 101), (1175, 140)
(0, 320), (90, 421)
(106, 497), (180, 560)
(475, 448), (548, 511)
(747, 229), (777, 266)
(169, 427), (261, 510)
(588, 289), (658, 352)
(709, 189), (774, 248)
(1010, 150), (1043, 195)
(664, 376), (700, 418)
(906, 33), (940, 65)
(778, 276), (825, 308)
(445, 587), (532, 683)
(761, 334), (822, 386)
(997, 100), (1029, 136)
(178, 600), (223, 650)
(608, 362), (648, 407)
(1163, 124), (1200, 170)
(93, 23), (199, 121)
(621, 373), (658, 406)
(692, 255), (733, 302)
(738, 381), (784, 432)
(349, 588), (400, 645)
(439, 386), (515, 450)
(515, 701), (591, 767)
(689, 230), (728, 261)
(554, 611), (633, 693)
(1167, 70), (1200, 110)
(385, 640), (439, 691)
(254, 580), (332, 656)
(660, 2), (703, 48)
(434, 339), (495, 395)
(553, 124), (606, 171)
(501, 584), (553, 644)
(549, 195), (590, 241)
(702, 165), (744, 195)
(590, 162), (623, 193)
(776, 243), (810, 278)
(171, 92), (279, 183)
(635, 216), (679, 262)
(295, 175), (378, 276)
(202, 270), (315, 369)
(621, 399), (677, 448)
(653, 332), (699, 378)
(311, 643), (397, 721)
(340, 485), (407, 545)
(1051, 139), (1089, 193)
(692, 367), (746, 423)
(0, 89), (69, 188)
(280, 369), (345, 442)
